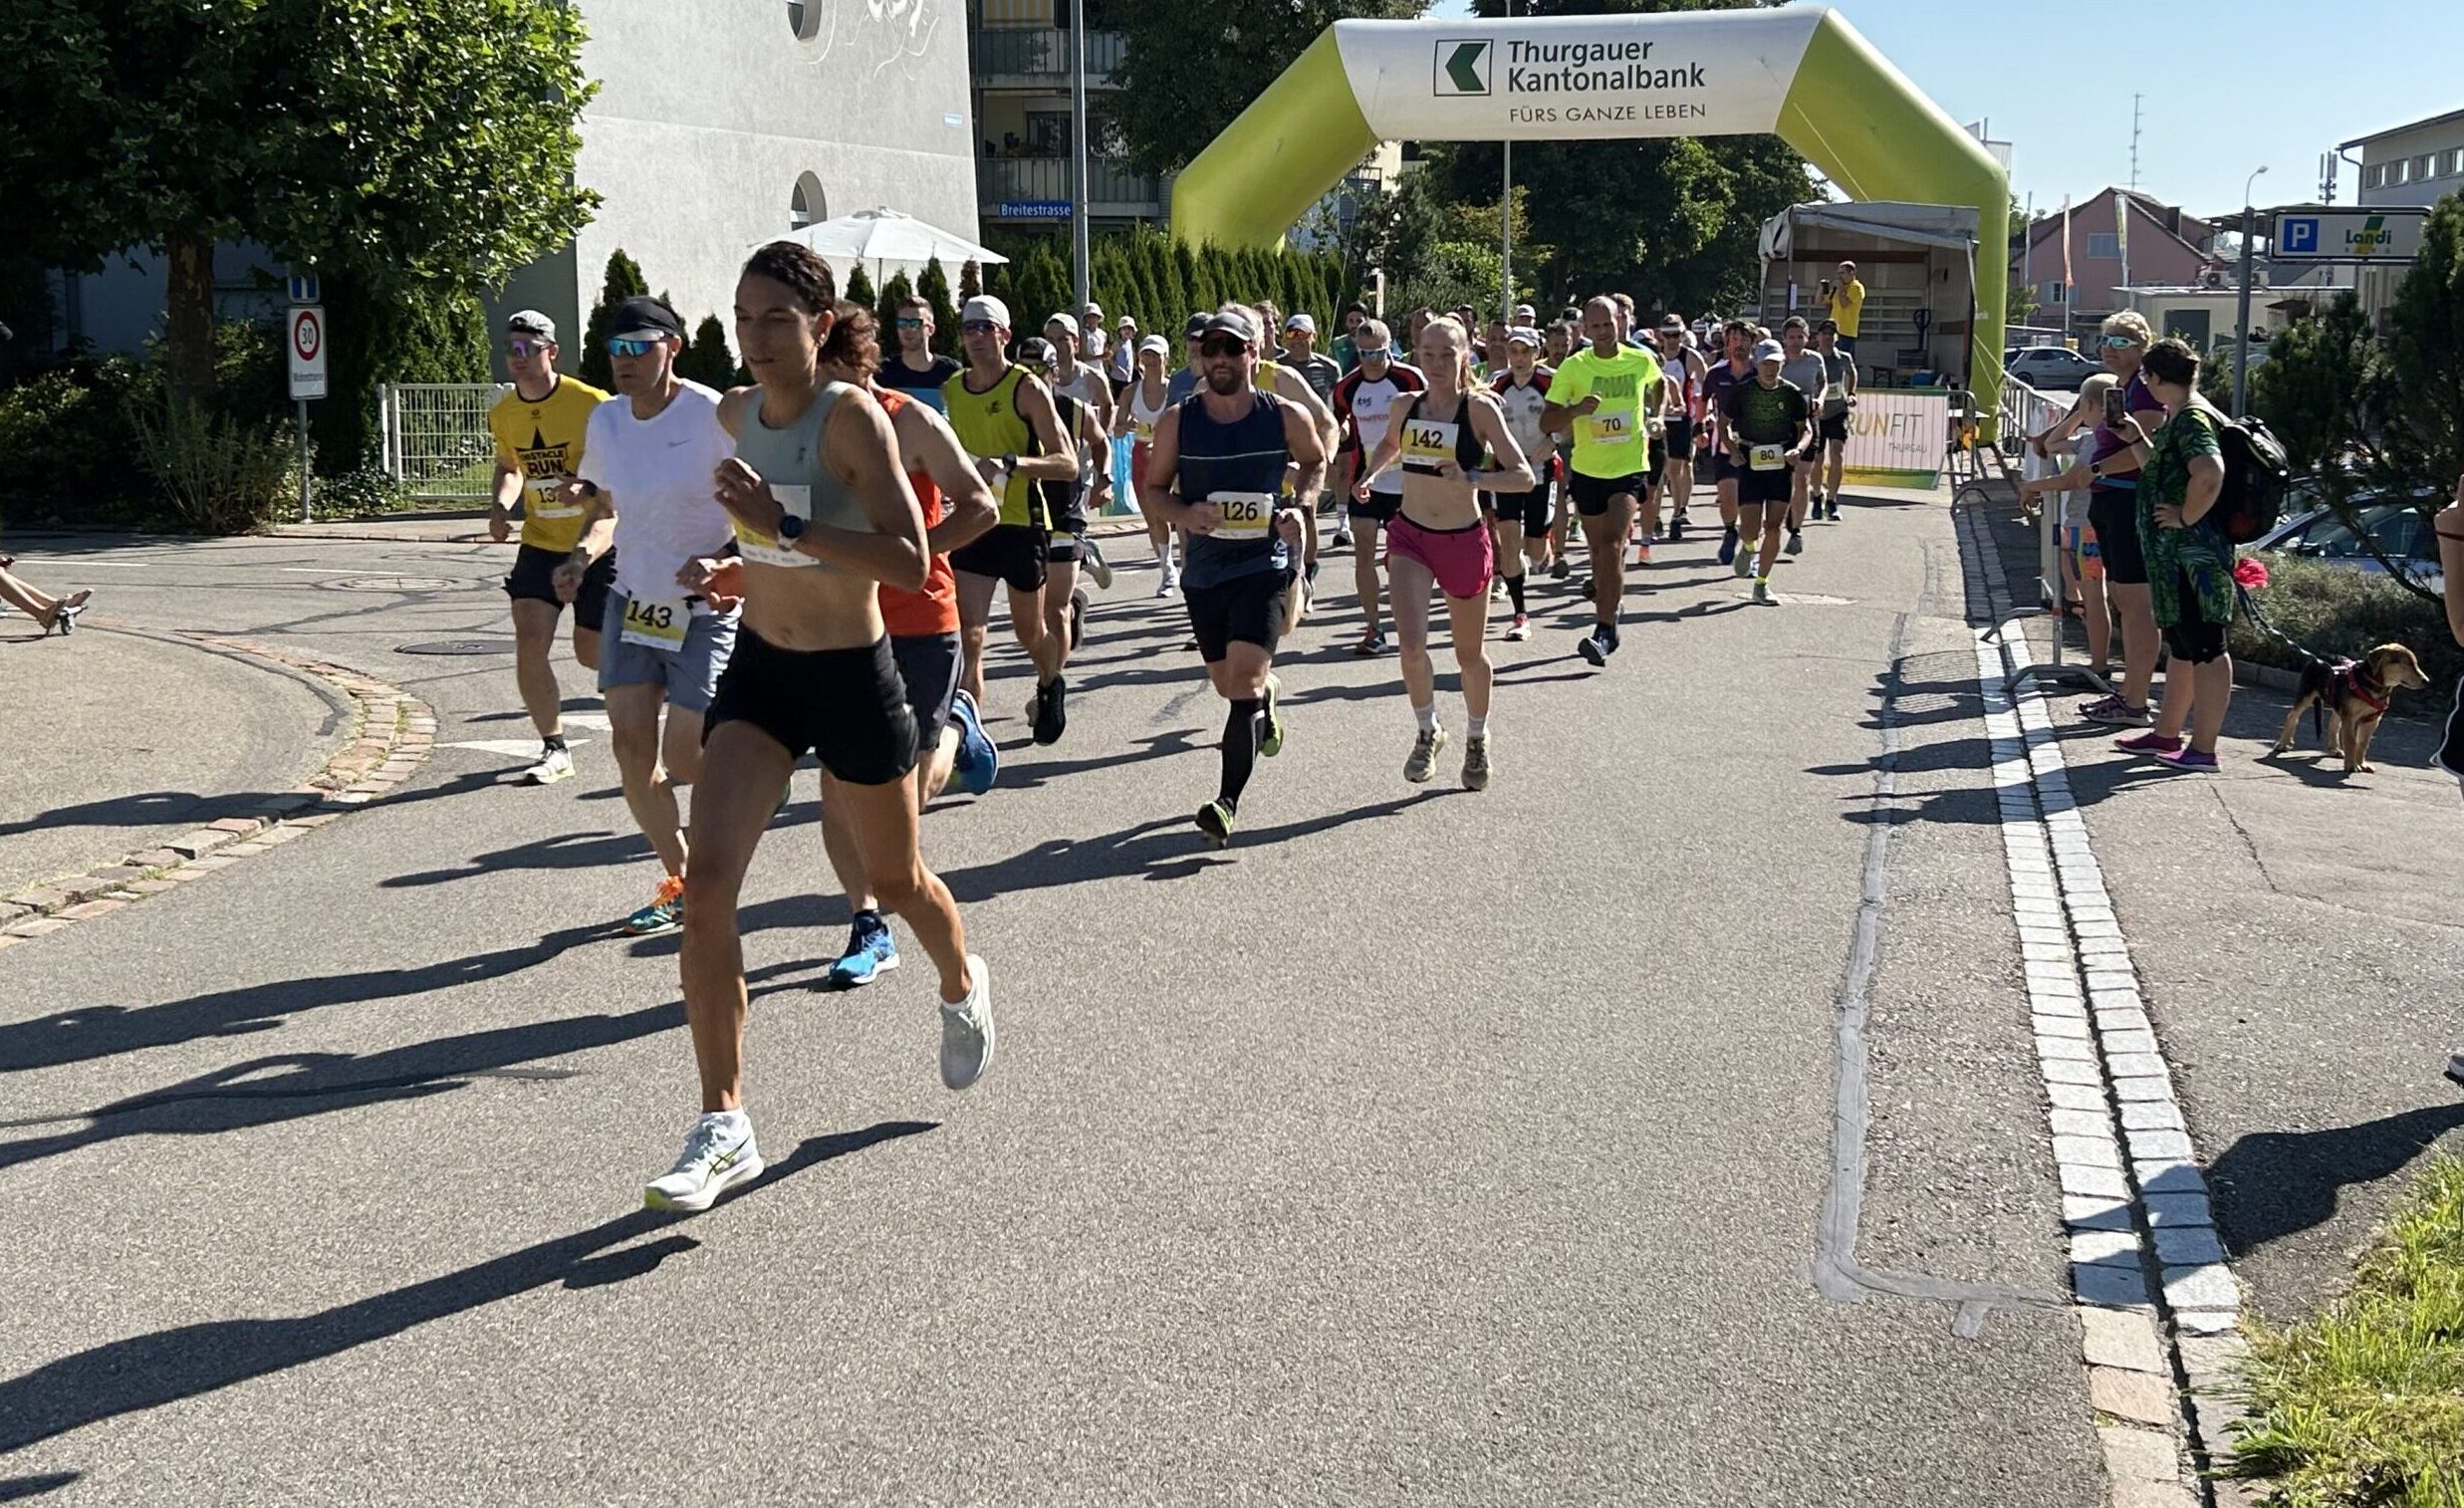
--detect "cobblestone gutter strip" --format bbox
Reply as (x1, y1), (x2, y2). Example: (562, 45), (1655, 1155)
(1954, 500), (2250, 1508)
(0, 633), (435, 953)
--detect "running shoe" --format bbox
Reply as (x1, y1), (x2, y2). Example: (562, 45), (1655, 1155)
(522, 746), (575, 785)
(2084, 699), (2153, 727)
(1259, 675), (1286, 757)
(1667, 513), (1687, 542)
(1732, 546), (1754, 580)
(939, 954), (995, 1090)
(1633, 541), (1653, 567)
(1753, 579), (1773, 605)
(623, 875), (686, 937)
(1033, 674), (1068, 745)
(1069, 587), (1089, 651)
(2153, 747), (2220, 773)
(1505, 614), (1531, 642)
(949, 689), (998, 795)
(1352, 629), (1387, 657)
(1548, 557), (1570, 581)
(1576, 576), (1595, 600)
(828, 910), (901, 989)
(644, 1113), (764, 1213)
(1153, 568), (1176, 599)
(1826, 498), (1841, 522)
(1461, 733), (1492, 792)
(2113, 731), (2183, 755)
(2445, 1052), (2464, 1089)
(1784, 529), (1804, 556)
(1490, 577), (1506, 604)
(1332, 526), (1355, 551)
(1578, 628), (1608, 667)
(1403, 724), (1448, 784)
(1082, 537), (1113, 590)
(1717, 528), (1739, 567)
(1195, 799), (1235, 848)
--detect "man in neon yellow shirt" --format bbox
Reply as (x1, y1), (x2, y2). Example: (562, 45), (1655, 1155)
(1543, 296), (1663, 668)
(1823, 260), (1867, 356)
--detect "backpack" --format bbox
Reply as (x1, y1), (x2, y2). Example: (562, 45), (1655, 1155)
(2205, 409), (2292, 545)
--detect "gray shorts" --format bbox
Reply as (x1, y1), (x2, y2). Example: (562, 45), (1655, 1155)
(891, 630), (961, 759)
(597, 590), (738, 714)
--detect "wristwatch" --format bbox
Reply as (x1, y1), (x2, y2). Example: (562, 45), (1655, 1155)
(777, 513), (808, 545)
(998, 452), (1018, 472)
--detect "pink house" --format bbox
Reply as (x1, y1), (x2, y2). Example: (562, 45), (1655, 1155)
(2009, 188), (2217, 338)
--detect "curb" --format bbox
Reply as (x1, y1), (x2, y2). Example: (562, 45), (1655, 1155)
(0, 635), (435, 954)
(1958, 501), (2247, 1508)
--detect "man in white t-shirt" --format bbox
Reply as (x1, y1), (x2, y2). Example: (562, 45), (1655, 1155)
(554, 295), (740, 937)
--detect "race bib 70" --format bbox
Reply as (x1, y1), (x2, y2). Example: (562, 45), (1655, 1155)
(1581, 410), (1634, 446)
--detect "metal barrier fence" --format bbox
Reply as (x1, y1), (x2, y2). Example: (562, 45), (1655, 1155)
(380, 383), (508, 503)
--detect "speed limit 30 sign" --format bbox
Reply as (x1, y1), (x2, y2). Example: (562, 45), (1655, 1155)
(288, 305), (328, 400)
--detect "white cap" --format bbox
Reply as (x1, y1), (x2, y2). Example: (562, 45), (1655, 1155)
(1752, 338), (1786, 366)
(1045, 312), (1081, 340)
(1283, 313), (1316, 334)
(1116, 314), (1136, 329)
(1506, 326), (1541, 349)
(961, 295), (1010, 329)
(1138, 334), (1170, 356)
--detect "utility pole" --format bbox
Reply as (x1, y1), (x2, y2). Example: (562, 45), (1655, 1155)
(1500, 0), (1514, 324)
(2128, 94), (2142, 192)
(2232, 164), (2267, 417)
(1069, 0), (1092, 317)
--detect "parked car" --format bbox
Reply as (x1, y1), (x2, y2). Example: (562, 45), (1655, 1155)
(2003, 345), (2101, 391)
(2253, 481), (2446, 593)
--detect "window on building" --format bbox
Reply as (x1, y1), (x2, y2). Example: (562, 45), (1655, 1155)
(790, 171), (826, 230)
(787, 1), (820, 39)
(2442, 149), (2462, 178)
(2038, 280), (2065, 306)
(2087, 232), (2119, 260)
(2394, 158), (2412, 184)
(1024, 108), (1070, 156)
(2364, 163), (2385, 189)
(2415, 153), (2435, 181)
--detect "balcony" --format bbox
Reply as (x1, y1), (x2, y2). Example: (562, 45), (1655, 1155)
(980, 155), (1169, 221)
(972, 26), (1126, 88)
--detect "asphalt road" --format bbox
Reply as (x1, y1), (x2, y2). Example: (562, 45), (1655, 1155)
(0, 507), (2102, 1505)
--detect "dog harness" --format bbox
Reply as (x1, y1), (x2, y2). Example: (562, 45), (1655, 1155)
(2329, 657), (2389, 717)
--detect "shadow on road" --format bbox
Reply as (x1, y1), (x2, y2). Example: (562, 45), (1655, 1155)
(0, 1474), (78, 1502)
(2207, 1100), (2464, 1259)
(0, 1122), (933, 1454)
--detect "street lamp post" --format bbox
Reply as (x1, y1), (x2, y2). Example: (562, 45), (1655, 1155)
(2231, 163), (2267, 417)
(1070, 0), (1092, 318)
(1500, 0), (1514, 324)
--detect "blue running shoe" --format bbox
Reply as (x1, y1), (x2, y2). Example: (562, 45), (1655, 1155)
(827, 911), (900, 990)
(949, 689), (998, 796)
(1716, 527), (1739, 567)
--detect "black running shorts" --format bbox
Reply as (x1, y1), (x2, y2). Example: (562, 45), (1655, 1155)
(952, 522), (1049, 594)
(1568, 470), (1643, 517)
(505, 543), (616, 629)
(1184, 569), (1291, 663)
(705, 629), (918, 787)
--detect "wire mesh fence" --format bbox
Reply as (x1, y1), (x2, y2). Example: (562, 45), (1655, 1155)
(381, 383), (508, 503)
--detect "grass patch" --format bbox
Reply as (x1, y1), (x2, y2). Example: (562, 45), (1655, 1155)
(2231, 1152), (2464, 1505)
(2234, 556), (2460, 715)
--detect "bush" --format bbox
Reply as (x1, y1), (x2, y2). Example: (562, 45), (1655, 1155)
(312, 465), (415, 518)
(2232, 553), (2463, 707)
(127, 393), (298, 534)
(675, 316), (737, 388)
(580, 250), (649, 389)
(0, 357), (155, 515)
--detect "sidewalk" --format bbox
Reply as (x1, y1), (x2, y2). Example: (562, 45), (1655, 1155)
(1979, 492), (2464, 1320)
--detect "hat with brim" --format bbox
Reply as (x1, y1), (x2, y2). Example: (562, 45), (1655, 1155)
(610, 296), (683, 343)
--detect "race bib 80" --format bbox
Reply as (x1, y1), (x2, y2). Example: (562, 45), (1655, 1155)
(1749, 443), (1786, 472)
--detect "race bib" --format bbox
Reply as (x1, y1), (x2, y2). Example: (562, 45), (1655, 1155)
(618, 594), (690, 650)
(530, 479), (584, 520)
(1400, 418), (1458, 473)
(1208, 491), (1276, 540)
(1749, 443), (1786, 472)
(735, 483), (817, 568)
(1133, 417), (1155, 443)
(1581, 410), (1635, 446)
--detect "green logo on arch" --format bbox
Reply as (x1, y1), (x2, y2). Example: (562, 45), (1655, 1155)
(1435, 39), (1490, 96)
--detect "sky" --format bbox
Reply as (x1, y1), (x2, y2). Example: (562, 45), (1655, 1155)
(1420, 0), (2464, 220)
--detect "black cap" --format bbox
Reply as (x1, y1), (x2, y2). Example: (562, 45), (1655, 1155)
(1183, 313), (1210, 341)
(1018, 337), (1057, 367)
(1199, 313), (1254, 345)
(609, 295), (684, 342)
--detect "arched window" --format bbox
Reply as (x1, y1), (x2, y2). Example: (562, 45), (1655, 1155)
(786, 3), (821, 41)
(790, 172), (827, 231)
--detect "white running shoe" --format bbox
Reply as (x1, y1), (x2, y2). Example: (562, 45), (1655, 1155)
(940, 954), (995, 1090)
(1403, 724), (1448, 784)
(523, 746), (575, 785)
(1083, 537), (1114, 590)
(644, 1112), (764, 1213)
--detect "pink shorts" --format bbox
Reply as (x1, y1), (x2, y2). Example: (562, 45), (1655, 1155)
(1386, 514), (1495, 601)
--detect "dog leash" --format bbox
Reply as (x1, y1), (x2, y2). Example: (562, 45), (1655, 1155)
(2232, 583), (2341, 669)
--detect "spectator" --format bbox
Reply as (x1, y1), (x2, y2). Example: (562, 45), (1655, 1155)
(1108, 316), (1138, 392)
(0, 559), (92, 635)
(2066, 312), (2169, 727)
(2015, 374), (2120, 680)
(1821, 260), (1866, 355)
(1330, 302), (1371, 372)
(2107, 338), (2231, 771)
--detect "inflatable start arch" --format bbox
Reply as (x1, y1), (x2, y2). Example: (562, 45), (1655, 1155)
(1170, 6), (2008, 411)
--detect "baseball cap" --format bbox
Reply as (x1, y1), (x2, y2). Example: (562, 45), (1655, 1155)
(1045, 312), (1081, 339)
(1506, 326), (1541, 349)
(1018, 337), (1056, 367)
(1659, 315), (1686, 334)
(1183, 313), (1211, 341)
(1752, 339), (1786, 366)
(1200, 312), (1254, 345)
(1083, 302), (1104, 318)
(505, 309), (556, 341)
(609, 296), (682, 343)
(961, 295), (1010, 329)
(1116, 314), (1136, 329)
(1283, 313), (1316, 335)
(1512, 303), (1537, 322)
(1137, 334), (1170, 356)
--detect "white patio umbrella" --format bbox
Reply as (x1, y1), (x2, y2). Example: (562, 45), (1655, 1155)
(766, 208), (1008, 280)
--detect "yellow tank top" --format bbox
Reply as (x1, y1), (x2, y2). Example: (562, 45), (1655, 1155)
(940, 364), (1042, 527)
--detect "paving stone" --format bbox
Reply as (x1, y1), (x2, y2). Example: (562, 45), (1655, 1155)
(2096, 1007), (2155, 1035)
(216, 843), (271, 858)
(2054, 1133), (2121, 1168)
(2120, 1102), (2185, 1131)
(2062, 1164), (2130, 1200)
(125, 848), (187, 870)
(206, 816), (266, 834)
(168, 830), (237, 860)
(2038, 1035), (2096, 1062)
(2190, 1393), (2248, 1444)
(2070, 1230), (2138, 1267)
(2163, 1264), (2242, 1311)
(2045, 1058), (2105, 1087)
(186, 856), (241, 873)
(2036, 1013), (2092, 1040)
(2174, 1307), (2239, 1336)
(2033, 993), (2090, 1021)
(2128, 1130), (2196, 1162)
(2108, 1053), (2171, 1080)
(2113, 1074), (2174, 1103)
(2153, 1226), (2227, 1267)
(2074, 1261), (2151, 1307)
(7, 886), (75, 912)
(2082, 1307), (2167, 1374)
(0, 934), (22, 951)
(2177, 1335), (2250, 1388)
(2048, 1082), (2106, 1113)
(2065, 1196), (2133, 1231)
(2049, 1108), (2111, 1138)
(2109, 1482), (2197, 1508)
(285, 813), (345, 830)
(2091, 1366), (2179, 1426)
(52, 898), (126, 921)
(2137, 1161), (2208, 1196)
(74, 865), (148, 893)
(255, 825), (305, 846)
(2099, 1424), (2180, 1486)
(123, 879), (179, 895)
(252, 793), (317, 815)
(2103, 1030), (2161, 1058)
(5, 914), (79, 937)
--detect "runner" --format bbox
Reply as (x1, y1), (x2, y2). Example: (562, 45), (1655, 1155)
(1248, 306), (1343, 589)
(1777, 316), (1830, 554)
(1139, 309), (1327, 847)
(1023, 334), (1116, 678)
(873, 294), (961, 414)
(1165, 313), (1208, 406)
(1041, 313), (1117, 593)
(1721, 339), (1813, 606)
(486, 310), (613, 785)
(941, 295), (1079, 744)
(550, 296), (740, 937)
(1699, 319), (1756, 571)
(816, 301), (1002, 990)
(1543, 297), (1662, 667)
(1330, 321), (1424, 654)
(1330, 301), (1371, 375)
(1808, 319), (1858, 521)
(1355, 316), (1533, 788)
(1653, 314), (1709, 542)
(1483, 326), (1555, 641)
(1280, 314), (1342, 405)
(1115, 334), (1179, 595)
(649, 242), (989, 1213)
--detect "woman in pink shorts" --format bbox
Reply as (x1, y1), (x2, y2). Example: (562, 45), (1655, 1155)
(1354, 315), (1536, 791)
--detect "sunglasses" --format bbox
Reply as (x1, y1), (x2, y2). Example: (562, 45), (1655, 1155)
(960, 320), (999, 335)
(506, 339), (549, 359)
(1198, 336), (1251, 358)
(895, 317), (926, 330)
(2100, 334), (2139, 349)
(608, 337), (664, 359)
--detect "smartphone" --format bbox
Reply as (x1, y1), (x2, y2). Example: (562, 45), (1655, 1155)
(1819, 279), (1833, 294)
(2101, 387), (2126, 427)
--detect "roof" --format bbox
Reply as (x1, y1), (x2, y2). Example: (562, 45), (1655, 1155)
(2341, 106), (2464, 150)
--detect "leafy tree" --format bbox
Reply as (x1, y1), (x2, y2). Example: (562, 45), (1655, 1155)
(676, 316), (737, 389)
(3, 0), (597, 407)
(918, 258), (961, 357)
(959, 260), (983, 302)
(316, 273), (490, 472)
(876, 270), (915, 348)
(845, 263), (877, 313)
(580, 250), (649, 389)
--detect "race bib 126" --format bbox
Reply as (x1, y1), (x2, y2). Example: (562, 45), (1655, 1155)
(1208, 491), (1275, 539)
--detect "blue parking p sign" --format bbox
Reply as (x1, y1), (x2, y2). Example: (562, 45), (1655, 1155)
(2281, 217), (2319, 254)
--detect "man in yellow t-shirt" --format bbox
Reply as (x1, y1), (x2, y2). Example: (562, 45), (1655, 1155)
(486, 310), (612, 784)
(1543, 295), (1663, 668)
(1823, 260), (1867, 356)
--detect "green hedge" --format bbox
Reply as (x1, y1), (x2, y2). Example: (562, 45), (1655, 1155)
(978, 227), (1356, 350)
(2232, 554), (2461, 711)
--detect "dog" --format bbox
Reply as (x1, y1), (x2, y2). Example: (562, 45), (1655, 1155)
(2270, 642), (2431, 774)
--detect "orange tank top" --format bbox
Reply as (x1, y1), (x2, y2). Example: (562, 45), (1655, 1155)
(872, 385), (959, 638)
